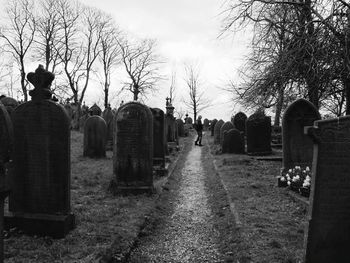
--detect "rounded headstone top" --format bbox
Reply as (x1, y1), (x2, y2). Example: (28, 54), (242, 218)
(0, 96), (18, 108)
(89, 103), (102, 116)
(283, 98), (321, 120)
(116, 101), (153, 118)
(248, 109), (267, 121)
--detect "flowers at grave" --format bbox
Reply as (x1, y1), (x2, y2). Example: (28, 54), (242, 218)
(278, 166), (312, 197)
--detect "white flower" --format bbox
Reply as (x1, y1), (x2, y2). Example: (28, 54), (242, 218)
(288, 169), (292, 173)
(295, 175), (300, 180)
(303, 181), (310, 187)
(287, 181), (291, 186)
(295, 166), (301, 170)
(280, 177), (286, 182)
(286, 174), (290, 180)
(305, 175), (311, 182)
(306, 166), (310, 172)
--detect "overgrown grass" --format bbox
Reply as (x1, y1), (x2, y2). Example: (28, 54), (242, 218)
(4, 131), (164, 262)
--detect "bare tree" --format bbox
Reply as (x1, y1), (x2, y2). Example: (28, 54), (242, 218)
(169, 70), (176, 104)
(98, 18), (121, 108)
(118, 37), (163, 101)
(0, 0), (36, 101)
(183, 64), (211, 122)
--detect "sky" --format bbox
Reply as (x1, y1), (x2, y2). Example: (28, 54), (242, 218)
(81, 0), (252, 121)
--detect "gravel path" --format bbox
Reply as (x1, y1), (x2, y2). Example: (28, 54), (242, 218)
(127, 142), (225, 263)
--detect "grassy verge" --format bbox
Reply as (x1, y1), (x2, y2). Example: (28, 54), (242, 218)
(4, 131), (183, 262)
(206, 133), (307, 263)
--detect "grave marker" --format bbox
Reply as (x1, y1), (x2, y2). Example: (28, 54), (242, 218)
(214, 119), (224, 144)
(83, 116), (107, 158)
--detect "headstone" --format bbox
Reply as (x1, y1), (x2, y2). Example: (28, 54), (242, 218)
(176, 119), (185, 137)
(0, 96), (18, 118)
(102, 106), (115, 150)
(233, 112), (247, 135)
(282, 98), (320, 170)
(89, 103), (102, 116)
(0, 101), (13, 261)
(246, 111), (272, 155)
(214, 119), (224, 144)
(113, 101), (153, 193)
(304, 116), (350, 263)
(203, 118), (209, 130)
(83, 116), (107, 158)
(220, 121), (234, 146)
(186, 116), (193, 124)
(150, 108), (165, 169)
(210, 119), (218, 136)
(222, 128), (245, 154)
(5, 65), (75, 238)
(165, 114), (176, 142)
(271, 125), (282, 145)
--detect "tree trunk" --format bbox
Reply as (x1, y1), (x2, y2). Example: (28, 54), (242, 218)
(344, 77), (350, 115)
(20, 58), (27, 102)
(306, 78), (319, 109)
(274, 87), (284, 126)
(104, 86), (109, 109)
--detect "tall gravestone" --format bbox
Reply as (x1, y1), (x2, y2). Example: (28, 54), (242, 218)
(222, 128), (245, 154)
(5, 65), (75, 238)
(282, 98), (320, 170)
(113, 101), (153, 193)
(176, 119), (185, 137)
(304, 116), (350, 263)
(214, 119), (224, 144)
(233, 112), (247, 135)
(246, 111), (272, 155)
(210, 119), (218, 136)
(220, 121), (234, 146)
(150, 108), (165, 169)
(0, 101), (13, 261)
(102, 106), (115, 150)
(203, 118), (209, 130)
(89, 103), (102, 116)
(83, 116), (107, 158)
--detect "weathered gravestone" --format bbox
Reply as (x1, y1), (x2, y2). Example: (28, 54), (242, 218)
(246, 111), (272, 155)
(210, 119), (218, 136)
(102, 106), (115, 150)
(203, 118), (209, 130)
(186, 116), (193, 125)
(0, 101), (13, 261)
(214, 119), (224, 144)
(304, 116), (350, 263)
(176, 119), (185, 137)
(5, 65), (75, 238)
(83, 116), (107, 158)
(233, 112), (247, 135)
(150, 108), (166, 170)
(113, 101), (153, 193)
(220, 121), (234, 146)
(282, 98), (320, 170)
(0, 96), (18, 119)
(222, 128), (245, 154)
(89, 103), (102, 116)
(165, 114), (176, 142)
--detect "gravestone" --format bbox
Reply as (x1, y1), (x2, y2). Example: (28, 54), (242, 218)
(203, 118), (209, 130)
(0, 96), (18, 119)
(165, 114), (176, 142)
(282, 98), (320, 170)
(186, 116), (193, 124)
(89, 103), (102, 116)
(5, 65), (75, 238)
(0, 101), (13, 261)
(150, 108), (166, 170)
(83, 116), (107, 158)
(220, 121), (234, 146)
(210, 119), (218, 136)
(102, 106), (115, 150)
(304, 116), (350, 263)
(113, 101), (153, 193)
(214, 119), (224, 144)
(222, 128), (245, 154)
(233, 112), (247, 135)
(246, 111), (272, 155)
(176, 119), (185, 137)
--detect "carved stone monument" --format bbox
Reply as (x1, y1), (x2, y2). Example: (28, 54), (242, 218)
(214, 119), (224, 144)
(5, 65), (75, 238)
(0, 101), (13, 260)
(113, 101), (153, 193)
(304, 116), (350, 263)
(282, 98), (320, 170)
(83, 116), (107, 158)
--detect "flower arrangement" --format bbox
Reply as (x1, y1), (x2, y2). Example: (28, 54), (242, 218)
(278, 166), (311, 197)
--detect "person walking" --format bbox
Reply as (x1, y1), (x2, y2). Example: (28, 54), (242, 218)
(194, 115), (203, 146)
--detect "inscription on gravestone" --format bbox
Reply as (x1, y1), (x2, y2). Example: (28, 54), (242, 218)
(114, 102), (153, 193)
(304, 116), (350, 263)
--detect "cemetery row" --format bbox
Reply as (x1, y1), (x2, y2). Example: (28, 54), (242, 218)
(0, 65), (194, 262)
(208, 98), (350, 263)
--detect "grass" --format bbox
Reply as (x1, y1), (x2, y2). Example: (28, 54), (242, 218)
(206, 134), (307, 263)
(4, 130), (179, 263)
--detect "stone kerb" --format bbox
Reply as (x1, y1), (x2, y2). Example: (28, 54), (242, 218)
(222, 128), (245, 154)
(5, 65), (75, 238)
(304, 116), (350, 263)
(220, 121), (234, 146)
(113, 101), (154, 194)
(214, 119), (224, 144)
(83, 116), (107, 158)
(282, 98), (320, 171)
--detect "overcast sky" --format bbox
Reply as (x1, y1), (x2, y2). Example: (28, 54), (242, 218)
(80, 0), (252, 121)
